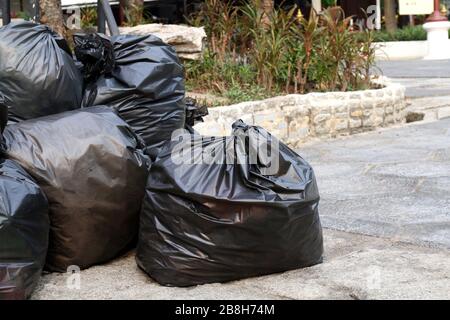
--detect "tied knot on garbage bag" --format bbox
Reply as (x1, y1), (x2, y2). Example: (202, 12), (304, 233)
(74, 33), (116, 82)
(185, 97), (209, 128)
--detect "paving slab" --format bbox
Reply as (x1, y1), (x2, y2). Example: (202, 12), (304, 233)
(32, 229), (450, 300)
(388, 79), (450, 98)
(300, 118), (450, 249)
(375, 60), (450, 121)
(376, 59), (450, 79)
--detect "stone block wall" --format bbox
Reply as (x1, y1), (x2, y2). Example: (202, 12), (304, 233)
(194, 80), (406, 146)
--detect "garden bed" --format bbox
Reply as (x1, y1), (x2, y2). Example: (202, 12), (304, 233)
(186, 4), (376, 106)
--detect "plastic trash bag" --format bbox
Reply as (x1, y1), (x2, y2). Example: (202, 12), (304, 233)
(0, 22), (83, 123)
(0, 159), (49, 300)
(0, 94), (7, 134)
(4, 106), (150, 272)
(74, 33), (115, 82)
(137, 120), (324, 286)
(185, 97), (208, 127)
(184, 97), (208, 134)
(74, 33), (186, 158)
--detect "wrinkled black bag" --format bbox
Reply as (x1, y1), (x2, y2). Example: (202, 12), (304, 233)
(185, 97), (208, 127)
(74, 33), (115, 82)
(0, 95), (7, 134)
(75, 33), (186, 158)
(137, 120), (323, 286)
(0, 159), (49, 300)
(4, 106), (150, 272)
(0, 22), (82, 123)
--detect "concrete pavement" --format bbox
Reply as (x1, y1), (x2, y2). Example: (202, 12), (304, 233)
(377, 59), (450, 80)
(32, 229), (450, 300)
(376, 60), (450, 120)
(32, 119), (450, 300)
(305, 118), (450, 249)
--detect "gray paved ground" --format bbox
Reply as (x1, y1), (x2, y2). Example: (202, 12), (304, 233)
(33, 119), (450, 300)
(376, 60), (450, 120)
(377, 59), (450, 79)
(376, 59), (450, 98)
(304, 118), (450, 249)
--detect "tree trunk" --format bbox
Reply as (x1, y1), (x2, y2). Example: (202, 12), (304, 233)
(384, 0), (397, 32)
(39, 0), (65, 37)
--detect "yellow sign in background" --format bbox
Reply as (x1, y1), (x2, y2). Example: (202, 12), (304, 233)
(399, 0), (434, 15)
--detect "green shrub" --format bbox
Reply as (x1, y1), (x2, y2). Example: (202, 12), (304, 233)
(185, 2), (376, 103)
(226, 83), (272, 104)
(80, 6), (97, 28)
(14, 11), (31, 20)
(322, 0), (337, 8)
(372, 26), (427, 42)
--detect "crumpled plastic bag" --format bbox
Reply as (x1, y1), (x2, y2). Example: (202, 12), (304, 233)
(0, 159), (49, 300)
(0, 94), (7, 134)
(74, 33), (186, 158)
(185, 97), (209, 127)
(0, 21), (83, 123)
(74, 33), (115, 82)
(4, 106), (150, 272)
(137, 120), (323, 286)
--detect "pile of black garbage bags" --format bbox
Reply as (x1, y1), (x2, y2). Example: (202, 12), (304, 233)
(0, 21), (323, 299)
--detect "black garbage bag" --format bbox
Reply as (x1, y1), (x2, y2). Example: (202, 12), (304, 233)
(0, 159), (49, 300)
(184, 97), (209, 134)
(74, 33), (115, 82)
(4, 106), (150, 272)
(74, 33), (186, 158)
(137, 120), (323, 286)
(0, 22), (83, 123)
(185, 97), (209, 127)
(0, 94), (7, 134)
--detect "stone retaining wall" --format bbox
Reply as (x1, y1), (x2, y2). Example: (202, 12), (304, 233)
(194, 80), (406, 146)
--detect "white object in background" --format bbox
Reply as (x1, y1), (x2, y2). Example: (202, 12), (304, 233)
(399, 0), (434, 15)
(423, 21), (450, 60)
(312, 0), (321, 12)
(376, 0), (382, 30)
(374, 41), (429, 61)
